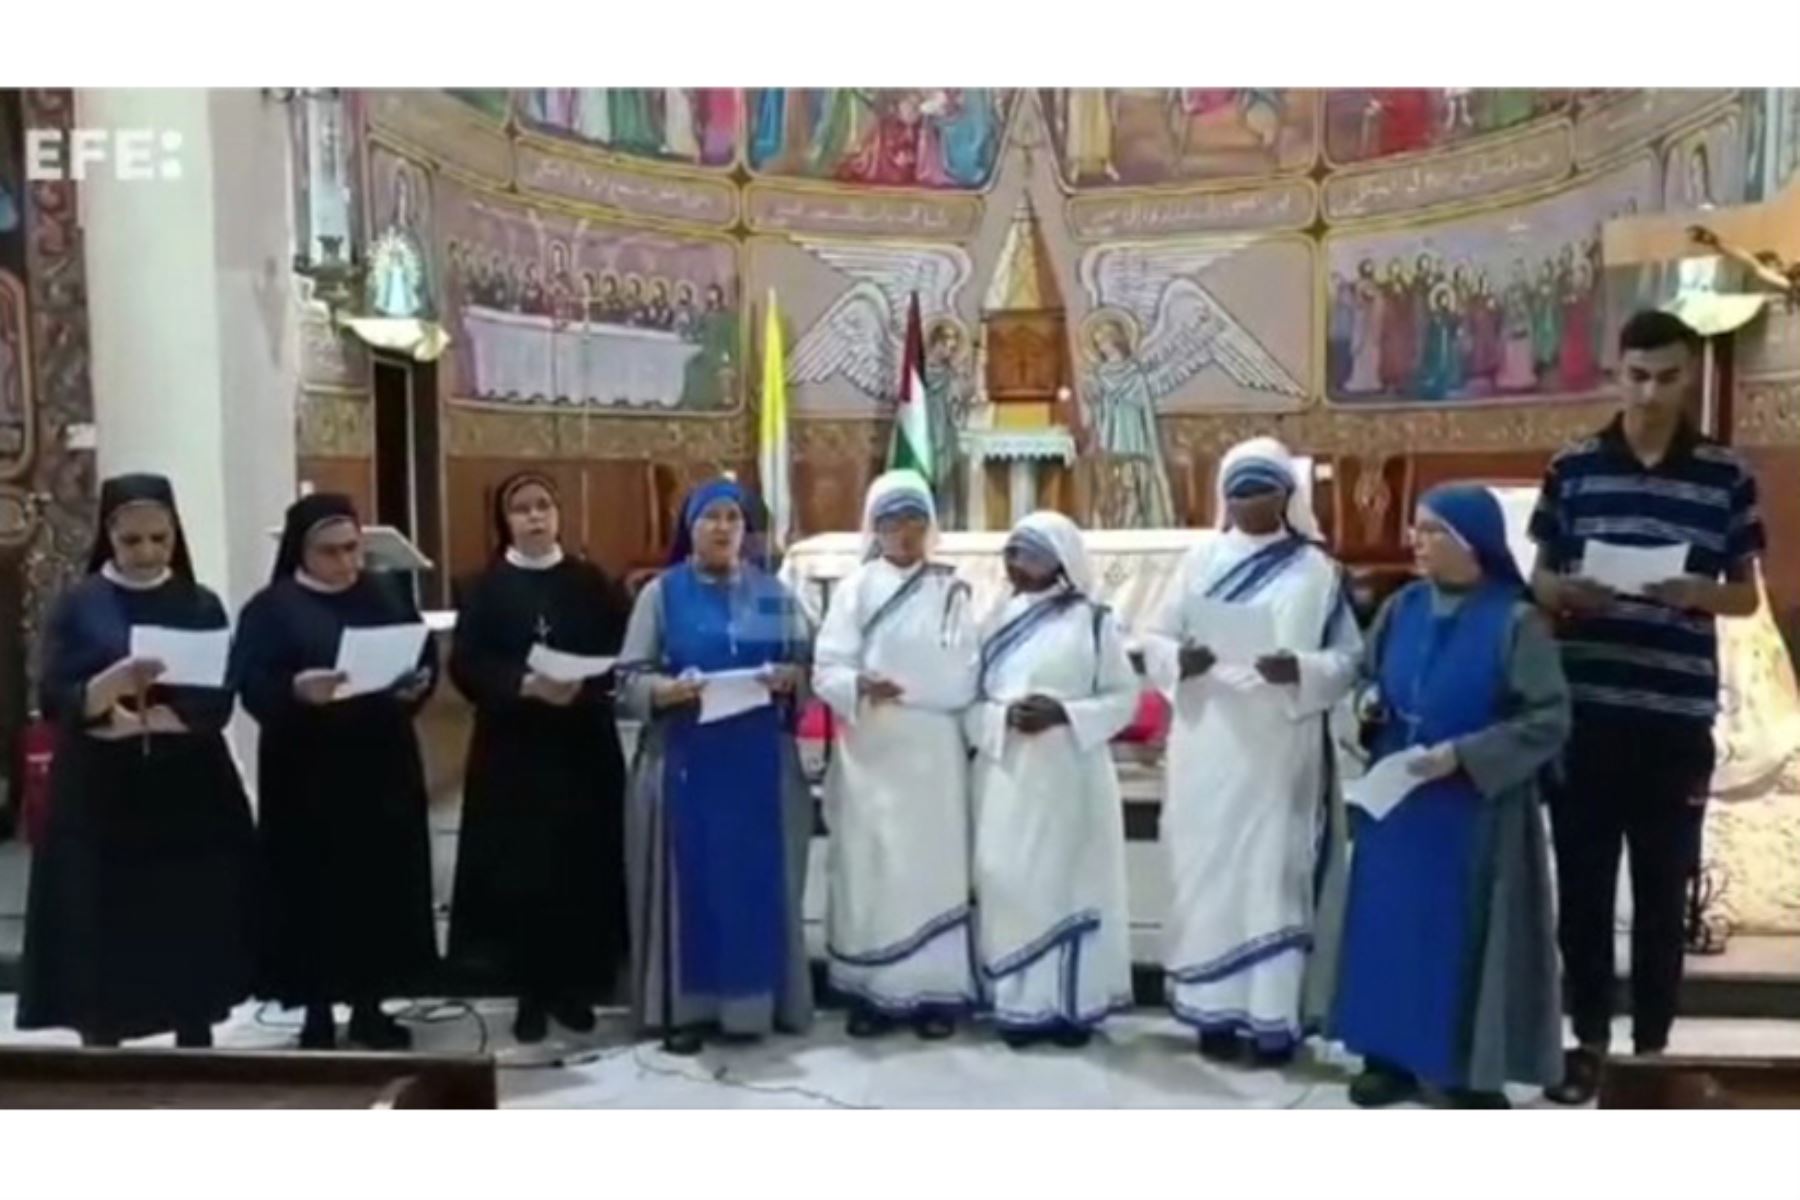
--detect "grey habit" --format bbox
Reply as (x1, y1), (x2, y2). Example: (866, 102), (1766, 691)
(617, 573), (816, 1037)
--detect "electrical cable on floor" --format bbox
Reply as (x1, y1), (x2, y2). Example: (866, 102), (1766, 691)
(625, 1045), (874, 1109)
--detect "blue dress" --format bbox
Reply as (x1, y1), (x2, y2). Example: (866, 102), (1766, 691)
(1332, 580), (1516, 1087)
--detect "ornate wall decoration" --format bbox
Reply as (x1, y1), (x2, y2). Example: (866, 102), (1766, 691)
(1067, 178), (1316, 240)
(746, 183), (983, 240)
(1323, 89), (1572, 167)
(1323, 123), (1573, 222)
(0, 269), (31, 479)
(19, 89), (97, 688)
(1734, 375), (1800, 448)
(747, 89), (1013, 191)
(363, 90), (514, 185)
(1160, 397), (1617, 461)
(515, 143), (738, 229)
(1040, 89), (1317, 187)
(517, 89), (741, 170)
(297, 391), (374, 458)
(1573, 88), (1736, 168)
(445, 404), (752, 461)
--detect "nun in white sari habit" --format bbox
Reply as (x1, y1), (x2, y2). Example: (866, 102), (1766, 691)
(967, 511), (1137, 1049)
(1145, 438), (1361, 1065)
(814, 470), (980, 1040)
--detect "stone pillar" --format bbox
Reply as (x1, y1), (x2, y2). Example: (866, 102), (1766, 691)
(78, 88), (300, 780)
(78, 87), (298, 614)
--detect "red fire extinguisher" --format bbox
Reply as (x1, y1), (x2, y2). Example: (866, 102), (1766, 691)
(21, 713), (54, 848)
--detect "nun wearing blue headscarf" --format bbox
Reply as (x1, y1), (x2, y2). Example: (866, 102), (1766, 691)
(1327, 483), (1569, 1108)
(1143, 438), (1360, 1067)
(616, 477), (815, 1054)
(813, 470), (979, 1040)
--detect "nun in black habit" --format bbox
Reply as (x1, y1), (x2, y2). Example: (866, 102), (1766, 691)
(230, 493), (438, 1051)
(18, 474), (255, 1048)
(447, 472), (632, 1044)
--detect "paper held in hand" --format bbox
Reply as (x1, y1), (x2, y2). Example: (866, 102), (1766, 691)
(697, 667), (773, 725)
(1344, 746), (1434, 821)
(526, 644), (616, 684)
(1579, 540), (1691, 597)
(1187, 598), (1279, 666)
(128, 625), (230, 688)
(333, 624), (430, 699)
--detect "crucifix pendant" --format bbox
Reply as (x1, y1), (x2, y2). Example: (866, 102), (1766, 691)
(534, 614), (552, 644)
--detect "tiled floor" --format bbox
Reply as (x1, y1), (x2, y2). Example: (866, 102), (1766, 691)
(4, 992), (1799, 1109)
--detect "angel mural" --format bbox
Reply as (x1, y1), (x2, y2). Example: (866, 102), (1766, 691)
(784, 238), (974, 506)
(366, 161), (433, 320)
(923, 316), (976, 526)
(1075, 242), (1307, 529)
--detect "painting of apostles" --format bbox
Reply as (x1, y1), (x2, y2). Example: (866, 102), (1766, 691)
(1324, 89), (1573, 164)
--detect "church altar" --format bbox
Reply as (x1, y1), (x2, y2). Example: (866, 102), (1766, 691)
(958, 427), (1078, 532)
(461, 306), (699, 406)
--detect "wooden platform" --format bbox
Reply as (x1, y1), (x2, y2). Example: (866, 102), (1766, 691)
(0, 1046), (496, 1109)
(1601, 1054), (1800, 1108)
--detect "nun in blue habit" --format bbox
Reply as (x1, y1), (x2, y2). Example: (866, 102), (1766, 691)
(617, 478), (815, 1054)
(1327, 483), (1569, 1108)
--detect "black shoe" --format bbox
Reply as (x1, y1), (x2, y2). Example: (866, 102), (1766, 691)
(1349, 1064), (1419, 1108)
(1544, 1048), (1605, 1107)
(299, 1008), (336, 1051)
(1445, 1089), (1511, 1109)
(914, 1013), (956, 1041)
(175, 1024), (214, 1050)
(1051, 1024), (1093, 1049)
(1000, 1028), (1043, 1050)
(1250, 1043), (1296, 1070)
(661, 1027), (705, 1056)
(513, 999), (549, 1045)
(348, 1005), (413, 1052)
(846, 1008), (897, 1039)
(549, 999), (596, 1034)
(1198, 1031), (1241, 1063)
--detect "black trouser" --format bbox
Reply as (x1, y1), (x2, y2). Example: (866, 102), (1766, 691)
(1548, 711), (1711, 1054)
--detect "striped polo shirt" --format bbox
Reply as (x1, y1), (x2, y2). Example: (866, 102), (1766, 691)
(1528, 415), (1765, 725)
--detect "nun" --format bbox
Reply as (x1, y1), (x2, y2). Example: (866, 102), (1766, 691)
(1145, 438), (1360, 1066)
(447, 471), (632, 1044)
(1329, 483), (1569, 1108)
(230, 494), (438, 1051)
(967, 511), (1137, 1049)
(18, 474), (254, 1048)
(814, 469), (979, 1040)
(617, 478), (814, 1054)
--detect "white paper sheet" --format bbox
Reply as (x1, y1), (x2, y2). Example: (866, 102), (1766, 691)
(334, 623), (430, 699)
(1210, 663), (1265, 693)
(1580, 540), (1691, 597)
(1345, 746), (1434, 820)
(862, 642), (967, 712)
(698, 667), (773, 725)
(128, 625), (230, 688)
(1186, 598), (1279, 666)
(526, 644), (616, 684)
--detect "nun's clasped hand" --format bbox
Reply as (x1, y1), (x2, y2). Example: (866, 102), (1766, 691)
(293, 668), (348, 706)
(1406, 743), (1461, 782)
(1255, 652), (1300, 686)
(761, 663), (804, 695)
(85, 655), (167, 716)
(1178, 643), (1216, 680)
(1007, 694), (1069, 734)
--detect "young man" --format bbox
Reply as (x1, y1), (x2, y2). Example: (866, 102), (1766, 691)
(1528, 310), (1765, 1105)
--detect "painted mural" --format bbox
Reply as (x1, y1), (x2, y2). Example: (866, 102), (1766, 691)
(1324, 89), (1573, 165)
(1325, 158), (1659, 405)
(519, 89), (741, 168)
(1039, 89), (1316, 187)
(746, 89), (1009, 189)
(363, 87), (1763, 424)
(0, 95), (25, 478)
(433, 168), (741, 412)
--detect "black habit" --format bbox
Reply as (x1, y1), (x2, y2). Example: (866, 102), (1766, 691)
(447, 539), (631, 1003)
(19, 475), (255, 1040)
(230, 495), (438, 1007)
